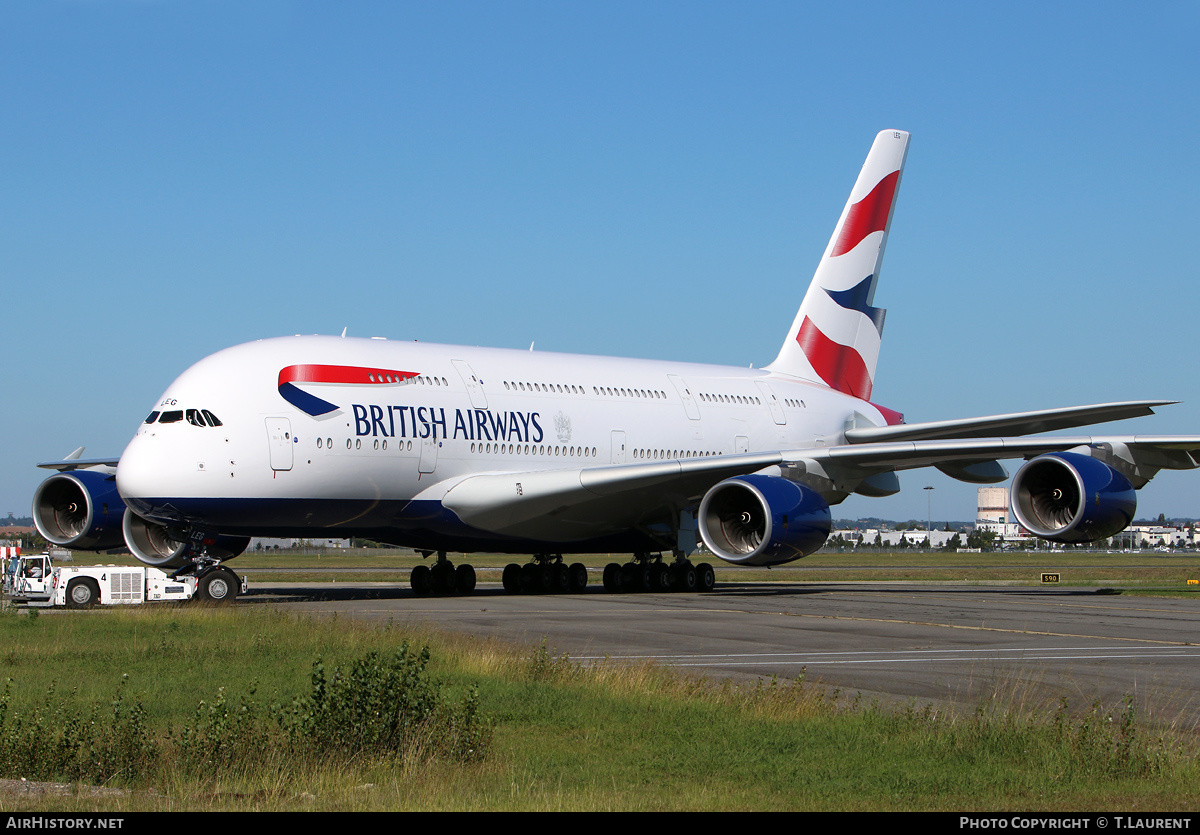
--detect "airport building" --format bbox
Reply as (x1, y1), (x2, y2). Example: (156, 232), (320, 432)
(827, 528), (959, 549)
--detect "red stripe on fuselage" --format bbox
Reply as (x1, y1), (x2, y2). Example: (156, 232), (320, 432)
(278, 365), (419, 387)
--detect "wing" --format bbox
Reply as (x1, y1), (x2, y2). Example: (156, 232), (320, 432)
(843, 400), (1173, 443)
(37, 447), (120, 473)
(436, 430), (1200, 541)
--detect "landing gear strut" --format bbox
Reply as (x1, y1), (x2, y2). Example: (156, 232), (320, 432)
(410, 551), (477, 596)
(501, 554), (588, 595)
(602, 552), (715, 594)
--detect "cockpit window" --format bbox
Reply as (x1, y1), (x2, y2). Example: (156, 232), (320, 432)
(148, 408), (223, 426)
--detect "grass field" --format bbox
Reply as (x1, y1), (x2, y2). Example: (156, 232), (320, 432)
(1, 549), (1196, 810)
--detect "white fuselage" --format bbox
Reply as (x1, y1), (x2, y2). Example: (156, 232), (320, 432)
(115, 335), (889, 553)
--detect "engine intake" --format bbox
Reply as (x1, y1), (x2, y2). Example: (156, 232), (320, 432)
(123, 509), (249, 569)
(698, 474), (831, 566)
(1010, 452), (1135, 544)
(32, 471), (126, 551)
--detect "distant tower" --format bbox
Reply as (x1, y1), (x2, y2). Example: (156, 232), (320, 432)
(977, 487), (1008, 524)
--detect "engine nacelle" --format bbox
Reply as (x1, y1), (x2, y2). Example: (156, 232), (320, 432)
(122, 509), (250, 569)
(698, 474), (832, 566)
(1010, 452), (1136, 544)
(32, 470), (127, 551)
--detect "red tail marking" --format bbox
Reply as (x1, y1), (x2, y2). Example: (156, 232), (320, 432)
(829, 170), (899, 257)
(796, 317), (872, 400)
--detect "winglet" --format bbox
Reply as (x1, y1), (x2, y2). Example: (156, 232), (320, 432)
(766, 130), (910, 400)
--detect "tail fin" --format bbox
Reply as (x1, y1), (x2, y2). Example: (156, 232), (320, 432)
(766, 130), (910, 400)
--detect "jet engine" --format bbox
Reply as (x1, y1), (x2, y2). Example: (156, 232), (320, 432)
(698, 474), (832, 566)
(123, 509), (250, 569)
(1010, 452), (1136, 544)
(32, 470), (127, 551)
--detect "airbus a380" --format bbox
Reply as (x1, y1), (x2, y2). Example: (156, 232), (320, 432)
(33, 130), (1200, 599)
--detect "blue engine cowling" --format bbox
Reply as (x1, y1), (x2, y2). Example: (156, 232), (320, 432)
(698, 474), (832, 566)
(1010, 452), (1136, 544)
(32, 470), (127, 551)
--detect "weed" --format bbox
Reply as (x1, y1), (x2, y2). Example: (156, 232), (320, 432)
(280, 642), (491, 763)
(0, 675), (156, 785)
(526, 640), (578, 683)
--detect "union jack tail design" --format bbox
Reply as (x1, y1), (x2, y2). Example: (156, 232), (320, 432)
(766, 130), (909, 401)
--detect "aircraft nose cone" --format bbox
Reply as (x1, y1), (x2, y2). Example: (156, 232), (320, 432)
(116, 433), (172, 513)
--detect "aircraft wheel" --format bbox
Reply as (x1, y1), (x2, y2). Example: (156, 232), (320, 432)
(432, 563), (457, 595)
(502, 563), (522, 594)
(568, 562), (588, 593)
(602, 563), (620, 592)
(66, 578), (100, 609)
(619, 563), (637, 593)
(652, 564), (672, 592)
(696, 562), (715, 593)
(199, 570), (238, 603)
(676, 565), (697, 593)
(410, 564), (432, 596)
(455, 564), (476, 594)
(538, 564), (557, 594)
(554, 563), (570, 593)
(520, 563), (538, 593)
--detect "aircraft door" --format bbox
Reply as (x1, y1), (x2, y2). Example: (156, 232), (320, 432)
(419, 438), (439, 474)
(611, 430), (626, 464)
(667, 374), (701, 420)
(755, 381), (787, 425)
(265, 418), (294, 472)
(452, 359), (488, 409)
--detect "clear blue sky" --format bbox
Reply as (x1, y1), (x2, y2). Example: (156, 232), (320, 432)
(3, 1), (1198, 527)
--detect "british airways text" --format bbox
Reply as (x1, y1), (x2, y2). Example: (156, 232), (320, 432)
(353, 405), (544, 443)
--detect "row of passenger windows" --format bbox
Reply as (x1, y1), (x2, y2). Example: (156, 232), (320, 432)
(316, 437), (418, 451)
(700, 392), (761, 406)
(633, 449), (718, 460)
(503, 380), (585, 394)
(308, 438), (721, 460)
(499, 380), (670, 400)
(471, 442), (598, 457)
(596, 386), (667, 399)
(144, 409), (223, 427)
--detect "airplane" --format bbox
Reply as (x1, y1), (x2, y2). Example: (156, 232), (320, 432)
(32, 129), (1200, 598)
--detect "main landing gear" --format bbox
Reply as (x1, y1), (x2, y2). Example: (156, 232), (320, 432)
(501, 554), (589, 595)
(601, 553), (715, 594)
(410, 551), (477, 596)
